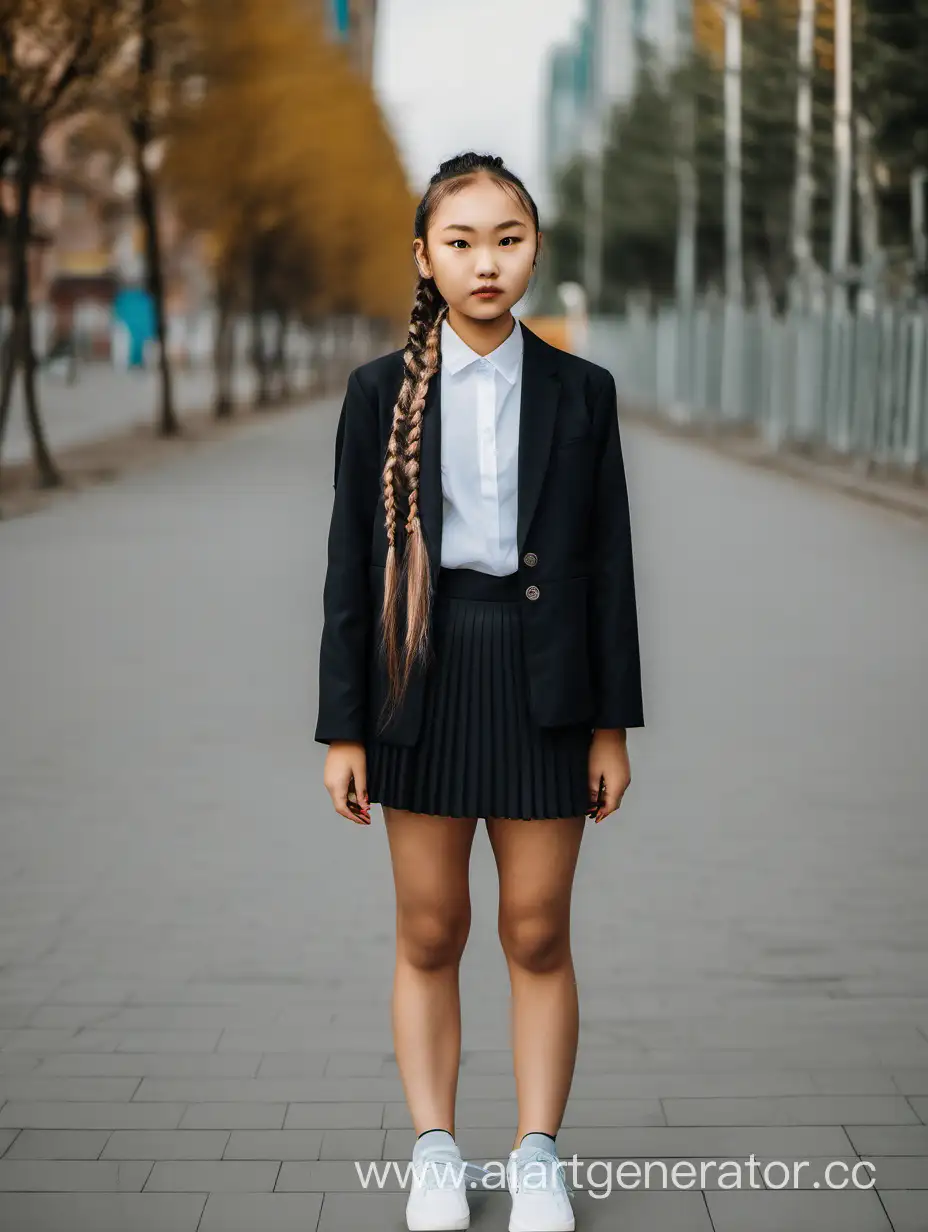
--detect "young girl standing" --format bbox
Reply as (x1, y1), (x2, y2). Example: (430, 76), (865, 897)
(316, 152), (643, 1232)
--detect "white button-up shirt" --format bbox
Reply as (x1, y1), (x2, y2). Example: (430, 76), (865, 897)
(438, 317), (524, 576)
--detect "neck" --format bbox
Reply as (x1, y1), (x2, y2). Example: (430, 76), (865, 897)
(445, 309), (516, 357)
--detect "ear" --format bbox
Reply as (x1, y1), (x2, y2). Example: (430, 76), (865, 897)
(412, 238), (432, 280)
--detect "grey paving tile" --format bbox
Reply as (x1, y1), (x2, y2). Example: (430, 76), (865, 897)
(846, 1125), (928, 1155)
(284, 1102), (384, 1129)
(808, 1070), (899, 1095)
(0, 1129), (19, 1156)
(217, 1029), (339, 1053)
(0, 1159), (153, 1191)
(752, 1157), (870, 1189)
(178, 1103), (287, 1130)
(569, 1070), (824, 1097)
(5, 1130), (110, 1159)
(198, 1191), (323, 1232)
(134, 1076), (397, 1102)
(101, 1130), (230, 1159)
(319, 1128), (386, 1160)
(315, 1191), (410, 1230)
(564, 1190), (716, 1230)
(0, 1077), (140, 1102)
(868, 1157), (928, 1188)
(143, 1159), (280, 1191)
(0, 1005), (39, 1029)
(705, 1188), (893, 1231)
(33, 1051), (262, 1077)
(80, 1030), (223, 1053)
(878, 1190), (928, 1232)
(277, 1159), (406, 1191)
(223, 1129), (323, 1159)
(0, 1053), (40, 1074)
(97, 1006), (279, 1030)
(27, 1006), (120, 1030)
(662, 1095), (920, 1126)
(0, 1030), (79, 1053)
(892, 1071), (928, 1096)
(559, 1099), (667, 1127)
(909, 1096), (928, 1120)
(254, 1052), (330, 1077)
(51, 981), (138, 1004)
(323, 1051), (390, 1077)
(0, 1101), (186, 1129)
(0, 1192), (206, 1231)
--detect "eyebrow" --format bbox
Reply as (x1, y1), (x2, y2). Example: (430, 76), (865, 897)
(440, 220), (528, 233)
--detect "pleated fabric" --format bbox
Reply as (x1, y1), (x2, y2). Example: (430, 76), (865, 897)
(366, 567), (594, 820)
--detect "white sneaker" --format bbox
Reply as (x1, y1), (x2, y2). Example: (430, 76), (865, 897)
(506, 1138), (575, 1232)
(406, 1131), (484, 1231)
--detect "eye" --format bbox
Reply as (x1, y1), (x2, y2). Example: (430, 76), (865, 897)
(500, 236), (523, 247)
(449, 239), (469, 249)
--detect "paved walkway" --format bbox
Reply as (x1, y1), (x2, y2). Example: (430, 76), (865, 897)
(2, 365), (256, 465)
(0, 396), (927, 1231)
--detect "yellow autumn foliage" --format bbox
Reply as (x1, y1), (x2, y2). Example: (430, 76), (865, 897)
(162, 0), (416, 323)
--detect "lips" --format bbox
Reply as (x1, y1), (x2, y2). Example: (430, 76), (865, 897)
(473, 288), (503, 297)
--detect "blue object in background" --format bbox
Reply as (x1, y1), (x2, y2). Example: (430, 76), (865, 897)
(331, 0), (349, 35)
(112, 287), (156, 368)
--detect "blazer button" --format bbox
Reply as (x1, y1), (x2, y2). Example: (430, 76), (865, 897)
(525, 584), (540, 601)
(523, 551), (538, 567)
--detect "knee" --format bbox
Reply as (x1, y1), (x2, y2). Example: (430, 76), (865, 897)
(399, 908), (470, 971)
(499, 911), (568, 974)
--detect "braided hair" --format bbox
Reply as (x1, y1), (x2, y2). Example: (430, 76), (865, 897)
(376, 152), (540, 733)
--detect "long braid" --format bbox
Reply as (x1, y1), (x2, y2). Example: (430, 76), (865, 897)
(379, 279), (447, 729)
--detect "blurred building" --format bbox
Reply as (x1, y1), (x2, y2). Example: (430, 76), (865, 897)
(541, 0), (687, 211)
(0, 118), (210, 361)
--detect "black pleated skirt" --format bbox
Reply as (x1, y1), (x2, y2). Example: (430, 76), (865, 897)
(366, 566), (594, 820)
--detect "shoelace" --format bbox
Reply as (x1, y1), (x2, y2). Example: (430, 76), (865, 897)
(510, 1146), (576, 1196)
(414, 1144), (490, 1191)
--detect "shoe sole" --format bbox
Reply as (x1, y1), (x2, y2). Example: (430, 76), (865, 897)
(509, 1213), (574, 1232)
(406, 1213), (470, 1231)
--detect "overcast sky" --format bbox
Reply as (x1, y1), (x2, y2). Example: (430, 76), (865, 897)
(373, 0), (585, 218)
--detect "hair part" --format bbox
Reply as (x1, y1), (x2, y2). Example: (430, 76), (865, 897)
(375, 152), (540, 734)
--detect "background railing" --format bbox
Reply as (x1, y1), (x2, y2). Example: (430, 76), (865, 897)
(584, 296), (928, 473)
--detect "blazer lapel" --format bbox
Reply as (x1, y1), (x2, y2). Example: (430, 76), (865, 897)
(416, 320), (561, 574)
(516, 322), (561, 556)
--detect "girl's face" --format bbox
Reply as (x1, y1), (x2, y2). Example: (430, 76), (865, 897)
(413, 174), (540, 322)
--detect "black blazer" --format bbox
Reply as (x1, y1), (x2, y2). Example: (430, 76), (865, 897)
(314, 321), (644, 748)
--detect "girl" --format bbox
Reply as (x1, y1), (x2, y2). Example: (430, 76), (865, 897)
(316, 152), (643, 1232)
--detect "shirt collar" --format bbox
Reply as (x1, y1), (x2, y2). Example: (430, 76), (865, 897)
(440, 317), (524, 385)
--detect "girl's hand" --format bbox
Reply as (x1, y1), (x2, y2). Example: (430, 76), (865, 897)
(587, 728), (631, 823)
(323, 742), (371, 825)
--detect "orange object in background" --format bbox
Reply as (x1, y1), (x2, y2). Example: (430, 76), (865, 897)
(519, 315), (571, 353)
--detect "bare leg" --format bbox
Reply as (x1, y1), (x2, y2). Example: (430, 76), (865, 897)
(486, 815), (586, 1150)
(383, 807), (479, 1138)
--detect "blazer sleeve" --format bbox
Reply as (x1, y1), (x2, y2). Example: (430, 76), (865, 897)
(314, 368), (381, 745)
(588, 370), (645, 730)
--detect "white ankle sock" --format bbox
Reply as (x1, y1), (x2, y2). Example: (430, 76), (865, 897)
(414, 1128), (456, 1157)
(518, 1131), (558, 1156)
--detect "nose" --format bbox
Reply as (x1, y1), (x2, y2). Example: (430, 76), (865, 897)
(474, 247), (500, 277)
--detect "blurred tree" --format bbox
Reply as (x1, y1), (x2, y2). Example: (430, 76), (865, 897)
(163, 0), (415, 412)
(0, 0), (135, 487)
(125, 0), (199, 436)
(856, 0), (928, 291)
